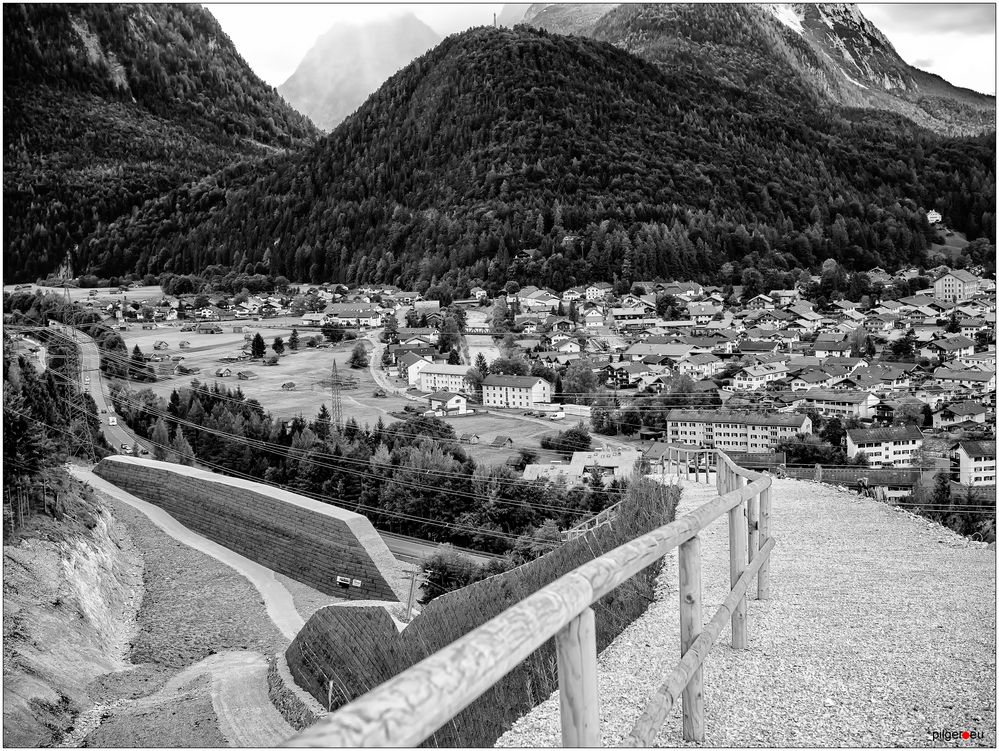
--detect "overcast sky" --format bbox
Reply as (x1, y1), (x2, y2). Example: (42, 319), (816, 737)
(205, 3), (996, 95)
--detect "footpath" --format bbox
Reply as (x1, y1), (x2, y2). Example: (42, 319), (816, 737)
(498, 477), (996, 747)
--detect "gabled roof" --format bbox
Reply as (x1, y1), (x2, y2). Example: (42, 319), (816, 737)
(483, 375), (550, 388)
(847, 425), (923, 444)
(958, 440), (996, 458)
(428, 391), (464, 402)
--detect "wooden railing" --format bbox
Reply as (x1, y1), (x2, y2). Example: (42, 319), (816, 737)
(283, 451), (773, 747)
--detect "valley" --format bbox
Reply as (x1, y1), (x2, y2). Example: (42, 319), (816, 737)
(3, 2), (996, 748)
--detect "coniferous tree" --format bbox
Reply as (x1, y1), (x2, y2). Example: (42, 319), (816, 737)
(151, 417), (170, 459)
(251, 332), (266, 358)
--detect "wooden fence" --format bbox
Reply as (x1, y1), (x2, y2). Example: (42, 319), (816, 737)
(283, 450), (774, 747)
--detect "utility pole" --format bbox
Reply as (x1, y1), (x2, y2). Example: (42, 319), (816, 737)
(404, 563), (419, 622)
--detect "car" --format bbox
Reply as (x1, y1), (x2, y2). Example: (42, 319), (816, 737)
(100, 408), (107, 414)
(84, 376), (91, 385)
(139, 448), (150, 456)
(108, 417), (117, 426)
(548, 413), (566, 421)
(119, 443), (132, 455)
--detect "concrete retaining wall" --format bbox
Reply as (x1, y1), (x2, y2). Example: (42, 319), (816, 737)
(93, 456), (405, 602)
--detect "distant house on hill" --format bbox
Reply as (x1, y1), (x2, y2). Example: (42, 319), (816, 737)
(281, 382), (296, 391)
(153, 340), (169, 350)
(237, 370), (258, 380)
(214, 367), (232, 378)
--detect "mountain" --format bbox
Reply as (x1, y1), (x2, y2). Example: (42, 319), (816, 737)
(278, 14), (442, 132)
(513, 2), (994, 136)
(3, 3), (318, 283)
(76, 25), (994, 294)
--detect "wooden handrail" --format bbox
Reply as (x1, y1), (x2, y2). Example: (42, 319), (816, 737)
(283, 450), (773, 748)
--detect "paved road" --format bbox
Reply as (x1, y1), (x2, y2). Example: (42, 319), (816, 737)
(44, 321), (156, 456)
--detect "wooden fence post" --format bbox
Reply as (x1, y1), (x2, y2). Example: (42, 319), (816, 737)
(556, 607), (600, 747)
(678, 535), (704, 742)
(747, 490), (759, 569)
(728, 479), (748, 649)
(758, 485), (772, 601)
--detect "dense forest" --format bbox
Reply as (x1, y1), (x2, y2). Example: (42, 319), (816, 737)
(76, 24), (995, 293)
(3, 3), (318, 282)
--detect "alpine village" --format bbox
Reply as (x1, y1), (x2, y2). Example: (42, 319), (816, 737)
(2, 3), (996, 749)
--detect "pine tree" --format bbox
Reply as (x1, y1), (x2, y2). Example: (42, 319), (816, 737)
(171, 429), (195, 466)
(288, 328), (300, 350)
(447, 348), (461, 364)
(313, 403), (331, 439)
(251, 332), (266, 358)
(151, 417), (170, 459)
(272, 336), (285, 355)
(474, 352), (489, 377)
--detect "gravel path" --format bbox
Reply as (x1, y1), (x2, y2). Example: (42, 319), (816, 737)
(497, 477), (996, 747)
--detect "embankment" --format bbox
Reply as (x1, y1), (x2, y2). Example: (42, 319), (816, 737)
(3, 482), (143, 747)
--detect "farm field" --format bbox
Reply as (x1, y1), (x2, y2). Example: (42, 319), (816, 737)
(3, 283), (164, 304)
(122, 325), (410, 427)
(439, 411), (568, 466)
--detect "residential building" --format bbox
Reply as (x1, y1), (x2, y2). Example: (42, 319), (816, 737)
(417, 364), (473, 394)
(585, 283), (612, 300)
(665, 410), (812, 452)
(733, 363), (789, 391)
(481, 375), (552, 408)
(920, 335), (976, 362)
(523, 447), (641, 486)
(932, 367), (996, 391)
(798, 389), (880, 418)
(427, 391), (468, 415)
(933, 270), (981, 302)
(957, 441), (996, 485)
(932, 401), (989, 429)
(845, 425), (923, 467)
(399, 352), (432, 386)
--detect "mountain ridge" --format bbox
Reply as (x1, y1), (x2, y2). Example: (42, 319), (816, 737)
(3, 3), (319, 282)
(75, 25), (994, 294)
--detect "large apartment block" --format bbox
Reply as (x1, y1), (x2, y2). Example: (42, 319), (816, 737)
(845, 425), (924, 467)
(417, 364), (474, 394)
(957, 441), (996, 486)
(481, 375), (552, 408)
(665, 410), (812, 453)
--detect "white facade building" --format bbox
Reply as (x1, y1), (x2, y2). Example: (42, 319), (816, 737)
(481, 375), (552, 408)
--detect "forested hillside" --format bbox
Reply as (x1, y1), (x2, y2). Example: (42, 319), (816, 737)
(3, 3), (318, 282)
(77, 25), (995, 292)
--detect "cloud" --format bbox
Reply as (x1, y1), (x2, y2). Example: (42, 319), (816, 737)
(863, 4), (995, 35)
(913, 57), (936, 68)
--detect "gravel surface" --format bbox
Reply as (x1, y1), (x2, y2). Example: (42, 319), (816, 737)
(108, 498), (287, 668)
(64, 481), (295, 746)
(497, 478), (996, 748)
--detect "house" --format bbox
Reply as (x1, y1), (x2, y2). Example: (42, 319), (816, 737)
(814, 340), (851, 358)
(470, 287), (488, 300)
(585, 283), (612, 300)
(399, 353), (433, 386)
(427, 391), (468, 415)
(196, 323), (223, 334)
(153, 340), (169, 350)
(556, 339), (581, 354)
(933, 270), (981, 302)
(927, 209), (942, 224)
(732, 363), (788, 391)
(460, 433), (481, 444)
(845, 425), (923, 467)
(490, 436), (514, 448)
(745, 294), (775, 311)
(604, 361), (651, 388)
(481, 375), (552, 408)
(956, 441), (996, 485)
(665, 410), (812, 453)
(214, 367), (232, 378)
(281, 382), (296, 391)
(677, 353), (723, 380)
(932, 401), (989, 429)
(920, 335), (976, 362)
(932, 367), (996, 391)
(417, 364), (474, 394)
(179, 340), (191, 349)
(582, 309), (605, 329)
(798, 389), (880, 418)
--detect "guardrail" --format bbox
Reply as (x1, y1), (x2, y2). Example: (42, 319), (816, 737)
(283, 450), (774, 747)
